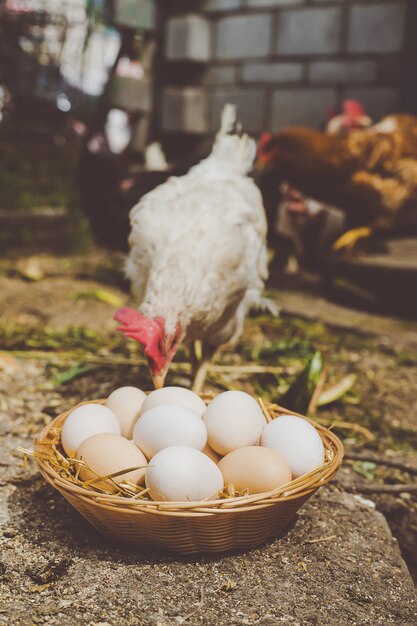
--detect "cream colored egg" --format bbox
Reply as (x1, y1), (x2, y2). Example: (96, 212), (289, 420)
(133, 404), (207, 459)
(106, 386), (146, 438)
(202, 443), (222, 464)
(145, 446), (224, 501)
(141, 386), (206, 417)
(76, 433), (147, 491)
(61, 404), (121, 455)
(261, 415), (325, 478)
(203, 390), (266, 456)
(218, 446), (292, 494)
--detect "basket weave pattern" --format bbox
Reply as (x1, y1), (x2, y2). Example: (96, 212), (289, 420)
(36, 400), (344, 554)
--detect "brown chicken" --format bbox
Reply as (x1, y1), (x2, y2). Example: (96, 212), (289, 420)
(257, 114), (417, 250)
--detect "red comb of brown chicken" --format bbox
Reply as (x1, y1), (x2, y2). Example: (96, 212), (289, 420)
(326, 99), (372, 135)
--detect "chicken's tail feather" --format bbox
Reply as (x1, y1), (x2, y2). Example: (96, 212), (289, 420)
(218, 103), (237, 137)
(210, 103), (256, 174)
(191, 103), (256, 175)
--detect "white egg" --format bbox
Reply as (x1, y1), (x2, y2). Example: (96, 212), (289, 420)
(61, 404), (121, 455)
(146, 446), (224, 501)
(203, 390), (266, 456)
(133, 404), (207, 459)
(261, 415), (325, 478)
(106, 386), (146, 438)
(141, 386), (206, 418)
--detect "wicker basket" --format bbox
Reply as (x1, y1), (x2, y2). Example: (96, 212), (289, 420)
(35, 399), (344, 555)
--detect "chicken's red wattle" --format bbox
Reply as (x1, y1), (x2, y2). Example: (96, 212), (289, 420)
(114, 307), (166, 372)
(114, 307), (183, 382)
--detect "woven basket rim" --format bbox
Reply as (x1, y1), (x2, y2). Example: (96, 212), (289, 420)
(35, 397), (344, 514)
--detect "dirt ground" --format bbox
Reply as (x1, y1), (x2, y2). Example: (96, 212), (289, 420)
(0, 250), (416, 624)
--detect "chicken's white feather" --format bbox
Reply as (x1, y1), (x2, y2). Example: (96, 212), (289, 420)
(126, 105), (272, 350)
(218, 103), (237, 136)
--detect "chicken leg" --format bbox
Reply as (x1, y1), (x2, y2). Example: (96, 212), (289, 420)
(191, 341), (216, 393)
(332, 226), (372, 253)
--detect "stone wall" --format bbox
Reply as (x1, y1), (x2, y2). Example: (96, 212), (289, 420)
(159, 0), (408, 137)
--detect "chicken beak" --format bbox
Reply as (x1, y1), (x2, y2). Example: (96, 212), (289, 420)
(152, 370), (167, 389)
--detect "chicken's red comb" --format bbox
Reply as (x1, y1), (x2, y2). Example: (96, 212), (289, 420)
(343, 100), (365, 117)
(258, 132), (273, 149)
(114, 306), (146, 328)
(114, 307), (163, 347)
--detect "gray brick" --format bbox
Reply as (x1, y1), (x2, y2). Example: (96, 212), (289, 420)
(243, 62), (302, 83)
(210, 89), (266, 132)
(347, 3), (405, 53)
(248, 0), (302, 6)
(246, 0), (304, 7)
(276, 8), (342, 55)
(162, 88), (209, 133)
(378, 57), (402, 84)
(201, 0), (241, 11)
(114, 0), (155, 30)
(166, 15), (211, 62)
(202, 65), (237, 85)
(344, 88), (399, 123)
(309, 60), (376, 83)
(110, 77), (152, 112)
(215, 14), (271, 60)
(271, 89), (337, 130)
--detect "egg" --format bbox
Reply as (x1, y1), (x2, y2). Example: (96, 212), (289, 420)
(261, 415), (325, 478)
(218, 446), (292, 494)
(75, 433), (147, 491)
(133, 404), (207, 459)
(145, 446), (224, 501)
(141, 386), (206, 417)
(203, 390), (266, 456)
(61, 404), (121, 455)
(202, 443), (222, 464)
(106, 386), (146, 438)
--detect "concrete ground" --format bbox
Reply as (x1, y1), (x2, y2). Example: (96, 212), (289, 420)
(0, 251), (416, 625)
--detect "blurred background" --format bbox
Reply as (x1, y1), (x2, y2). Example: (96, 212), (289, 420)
(0, 0), (416, 310)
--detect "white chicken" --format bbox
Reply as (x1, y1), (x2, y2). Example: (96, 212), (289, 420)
(115, 105), (274, 391)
